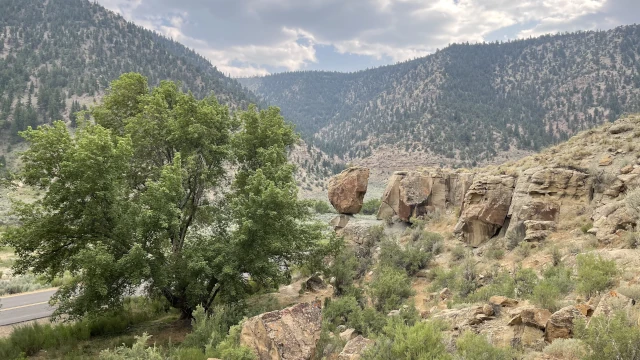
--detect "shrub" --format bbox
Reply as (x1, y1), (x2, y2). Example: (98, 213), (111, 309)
(99, 333), (163, 360)
(0, 274), (48, 296)
(422, 232), (444, 255)
(625, 231), (640, 249)
(378, 239), (432, 276)
(550, 246), (562, 266)
(617, 285), (640, 300)
(361, 199), (381, 215)
(369, 266), (414, 312)
(516, 242), (532, 258)
(467, 271), (516, 303)
(322, 296), (361, 330)
(182, 305), (243, 351)
(429, 267), (460, 293)
(325, 249), (359, 296)
(542, 338), (587, 360)
(205, 324), (256, 360)
(580, 222), (593, 234)
(455, 331), (513, 360)
(361, 320), (450, 360)
(532, 265), (573, 312)
(626, 188), (640, 216)
(308, 199), (334, 214)
(367, 225), (385, 244)
(451, 245), (466, 261)
(485, 242), (505, 260)
(576, 253), (618, 297)
(458, 259), (479, 297)
(576, 312), (640, 360)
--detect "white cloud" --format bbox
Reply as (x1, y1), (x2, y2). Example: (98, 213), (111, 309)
(96, 0), (636, 76)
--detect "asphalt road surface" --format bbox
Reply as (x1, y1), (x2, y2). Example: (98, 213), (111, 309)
(0, 289), (57, 326)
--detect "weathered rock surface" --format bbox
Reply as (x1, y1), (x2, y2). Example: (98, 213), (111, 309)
(337, 336), (374, 360)
(240, 301), (323, 360)
(545, 306), (586, 343)
(339, 328), (357, 342)
(592, 200), (637, 242)
(523, 220), (557, 242)
(328, 167), (369, 214)
(508, 306), (552, 330)
(454, 175), (516, 246)
(591, 290), (634, 319)
(489, 296), (519, 308)
(506, 167), (591, 240)
(330, 215), (352, 230)
(377, 170), (474, 222)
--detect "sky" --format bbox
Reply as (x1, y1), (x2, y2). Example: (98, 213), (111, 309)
(96, 0), (640, 78)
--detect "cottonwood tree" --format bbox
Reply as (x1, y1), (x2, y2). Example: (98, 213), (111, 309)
(2, 73), (334, 319)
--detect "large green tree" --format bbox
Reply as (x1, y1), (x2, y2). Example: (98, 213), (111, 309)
(2, 73), (330, 319)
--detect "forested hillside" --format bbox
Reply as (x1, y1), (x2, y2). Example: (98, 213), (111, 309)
(0, 0), (257, 141)
(241, 25), (640, 166)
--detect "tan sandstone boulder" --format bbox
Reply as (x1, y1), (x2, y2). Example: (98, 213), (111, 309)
(240, 301), (323, 360)
(328, 167), (370, 214)
(454, 175), (516, 246)
(337, 336), (374, 360)
(544, 306), (586, 343)
(508, 306), (552, 330)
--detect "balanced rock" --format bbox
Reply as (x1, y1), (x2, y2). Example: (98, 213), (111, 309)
(508, 306), (552, 330)
(489, 296), (519, 308)
(544, 306), (586, 343)
(454, 175), (516, 246)
(328, 167), (369, 214)
(240, 300), (323, 360)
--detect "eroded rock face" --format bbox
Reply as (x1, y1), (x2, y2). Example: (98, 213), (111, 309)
(454, 175), (516, 247)
(377, 170), (474, 222)
(506, 167), (591, 240)
(337, 336), (374, 360)
(240, 301), (323, 360)
(592, 200), (637, 243)
(545, 306), (586, 343)
(508, 306), (552, 330)
(328, 167), (370, 214)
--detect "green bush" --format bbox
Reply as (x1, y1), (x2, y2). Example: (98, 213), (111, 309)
(361, 319), (450, 360)
(182, 305), (243, 351)
(542, 338), (587, 360)
(467, 270), (516, 303)
(532, 265), (573, 312)
(451, 245), (467, 261)
(455, 331), (513, 360)
(323, 297), (387, 337)
(325, 249), (359, 296)
(361, 199), (381, 215)
(367, 225), (385, 244)
(369, 266), (414, 312)
(205, 324), (256, 360)
(99, 333), (164, 360)
(378, 239), (432, 276)
(421, 232), (444, 255)
(576, 253), (618, 297)
(485, 242), (505, 260)
(625, 231), (640, 249)
(576, 312), (640, 360)
(307, 199), (334, 214)
(580, 222), (593, 234)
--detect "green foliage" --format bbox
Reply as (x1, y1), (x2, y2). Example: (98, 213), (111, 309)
(361, 319), (450, 360)
(576, 253), (618, 297)
(576, 312), (640, 360)
(361, 198), (381, 215)
(451, 245), (467, 261)
(532, 265), (573, 312)
(378, 239), (432, 276)
(581, 222), (594, 234)
(99, 333), (164, 360)
(324, 249), (359, 296)
(205, 324), (256, 360)
(322, 297), (387, 337)
(307, 199), (334, 214)
(369, 266), (415, 312)
(2, 75), (331, 319)
(182, 305), (243, 351)
(455, 331), (513, 360)
(485, 242), (505, 260)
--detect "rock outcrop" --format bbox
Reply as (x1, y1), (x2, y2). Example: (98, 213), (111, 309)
(454, 175), (516, 246)
(544, 306), (586, 343)
(337, 336), (374, 360)
(328, 167), (370, 214)
(377, 170), (474, 223)
(240, 301), (323, 360)
(505, 167), (591, 241)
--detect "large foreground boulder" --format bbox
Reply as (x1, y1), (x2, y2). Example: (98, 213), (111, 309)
(328, 167), (370, 214)
(240, 300), (323, 360)
(454, 175), (516, 246)
(337, 336), (374, 360)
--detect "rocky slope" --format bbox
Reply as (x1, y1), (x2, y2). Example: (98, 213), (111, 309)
(241, 25), (640, 168)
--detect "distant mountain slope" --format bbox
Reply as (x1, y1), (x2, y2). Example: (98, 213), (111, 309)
(0, 0), (257, 139)
(241, 25), (640, 167)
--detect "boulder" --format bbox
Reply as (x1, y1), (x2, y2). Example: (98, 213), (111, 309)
(489, 296), (519, 308)
(440, 288), (452, 301)
(592, 200), (637, 242)
(599, 156), (614, 166)
(508, 306), (552, 330)
(303, 275), (327, 293)
(544, 306), (586, 343)
(621, 165), (634, 174)
(609, 123), (634, 134)
(454, 175), (516, 246)
(337, 336), (374, 360)
(591, 290), (634, 319)
(328, 167), (370, 214)
(339, 328), (357, 342)
(240, 301), (323, 360)
(378, 170), (475, 222)
(523, 220), (557, 242)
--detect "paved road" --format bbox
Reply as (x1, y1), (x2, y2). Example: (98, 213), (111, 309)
(0, 289), (57, 326)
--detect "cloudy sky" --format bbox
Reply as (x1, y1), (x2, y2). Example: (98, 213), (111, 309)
(97, 0), (640, 77)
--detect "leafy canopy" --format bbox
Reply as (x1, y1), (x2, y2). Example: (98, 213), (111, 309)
(2, 73), (332, 319)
